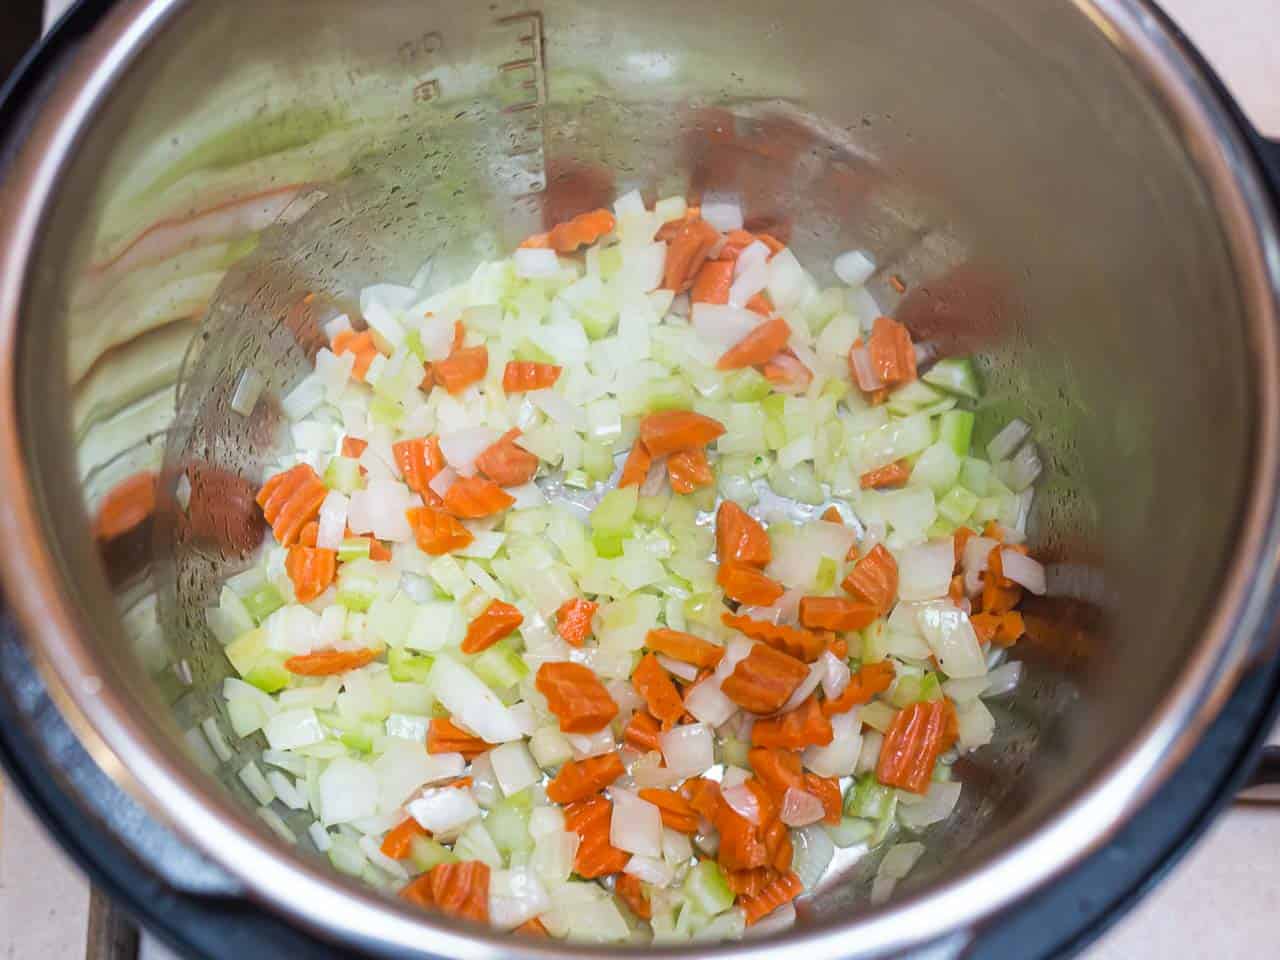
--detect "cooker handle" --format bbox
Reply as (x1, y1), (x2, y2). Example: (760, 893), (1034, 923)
(1251, 131), (1280, 203)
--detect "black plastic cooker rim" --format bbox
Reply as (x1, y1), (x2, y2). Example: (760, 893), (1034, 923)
(3, 1), (1280, 958)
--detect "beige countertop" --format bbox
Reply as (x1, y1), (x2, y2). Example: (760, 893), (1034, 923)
(3, 1), (1280, 958)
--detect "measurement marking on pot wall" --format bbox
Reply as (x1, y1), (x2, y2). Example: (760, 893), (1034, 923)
(495, 11), (548, 195)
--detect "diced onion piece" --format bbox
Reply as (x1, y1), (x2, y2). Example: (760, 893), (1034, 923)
(489, 867), (551, 930)
(791, 824), (835, 891)
(231, 368), (264, 416)
(776, 660), (824, 715)
(489, 741), (541, 796)
(659, 723), (714, 777)
(440, 426), (501, 477)
(850, 344), (884, 392)
(316, 490), (349, 550)
(624, 854), (674, 887)
(514, 248), (560, 278)
(897, 540), (955, 602)
(820, 651), (851, 700)
(682, 678), (737, 727)
(631, 750), (686, 789)
(428, 466), (457, 498)
(528, 388), (588, 431)
(1000, 549), (1046, 595)
(319, 757), (380, 825)
(701, 199), (744, 232)
(834, 250), (876, 287)
(609, 788), (663, 858)
(691, 303), (763, 352)
(720, 783), (760, 825)
(264, 708), (325, 750)
(420, 312), (457, 361)
(987, 418), (1031, 461)
(408, 784), (481, 835)
(566, 727), (616, 760)
(657, 654), (699, 682)
(870, 841), (925, 905)
(961, 536), (998, 595)
(984, 661), (1023, 697)
(915, 603), (986, 679)
(899, 780), (962, 831)
(803, 708), (861, 778)
(956, 698), (995, 750)
(431, 657), (525, 742)
(781, 787), (825, 827)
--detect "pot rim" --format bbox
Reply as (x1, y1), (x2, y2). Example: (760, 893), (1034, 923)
(0, 0), (1278, 956)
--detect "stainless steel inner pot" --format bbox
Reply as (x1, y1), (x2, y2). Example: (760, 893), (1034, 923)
(2, 0), (1280, 956)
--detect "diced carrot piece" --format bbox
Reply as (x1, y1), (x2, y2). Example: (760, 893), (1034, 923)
(717, 561), (784, 606)
(93, 472), (156, 542)
(805, 774), (843, 825)
(721, 612), (826, 663)
(502, 361), (562, 393)
(256, 463), (328, 547)
(877, 698), (957, 794)
(953, 526), (973, 569)
(522, 208), (616, 253)
(948, 574), (966, 604)
(981, 577), (1023, 615)
(822, 661), (896, 716)
(715, 501), (771, 567)
(433, 345), (488, 394)
(725, 867), (775, 898)
(462, 599), (524, 654)
(393, 436), (445, 497)
(298, 521), (319, 547)
(400, 861), (489, 923)
(715, 230), (757, 261)
(615, 872), (652, 920)
(341, 436), (368, 458)
(717, 317), (791, 371)
(556, 598), (598, 647)
(714, 800), (769, 872)
(828, 635), (848, 659)
(536, 662), (619, 734)
(636, 788), (700, 834)
(442, 475), (515, 518)
(331, 328), (380, 381)
(514, 917), (549, 937)
(564, 794), (631, 878)
(623, 710), (663, 753)
(860, 459), (911, 490)
(681, 777), (722, 821)
(740, 871), (804, 926)
(645, 628), (724, 669)
(745, 292), (773, 317)
(284, 648), (378, 676)
(546, 752), (626, 805)
(751, 695), (833, 749)
(381, 818), (428, 859)
(721, 644), (810, 714)
(474, 429), (539, 488)
(748, 747), (806, 803)
(821, 506), (842, 523)
(866, 316), (917, 387)
(983, 520), (1007, 541)
(427, 718), (491, 760)
(691, 259), (734, 304)
(633, 653), (685, 729)
(406, 505), (475, 555)
(657, 216), (720, 292)
(842, 544), (898, 616)
(618, 439), (652, 488)
(798, 596), (879, 632)
(971, 610), (1025, 647)
(285, 544), (337, 602)
(763, 816), (792, 873)
(638, 410), (725, 457)
(667, 447), (714, 494)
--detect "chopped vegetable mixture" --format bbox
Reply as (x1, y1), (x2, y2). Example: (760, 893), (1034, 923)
(206, 189), (1044, 942)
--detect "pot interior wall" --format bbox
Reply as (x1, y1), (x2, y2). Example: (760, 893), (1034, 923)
(18, 0), (1253, 934)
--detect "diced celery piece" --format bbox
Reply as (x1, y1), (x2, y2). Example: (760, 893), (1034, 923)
(727, 368), (772, 402)
(923, 356), (981, 399)
(582, 440), (615, 482)
(485, 796), (534, 855)
(246, 651), (291, 694)
(336, 589), (375, 612)
(911, 442), (962, 494)
(338, 537), (372, 563)
(636, 490), (672, 523)
(827, 817), (875, 849)
(506, 507), (552, 536)
(683, 594), (722, 630)
(939, 410), (976, 458)
(563, 469), (592, 490)
(428, 555), (472, 599)
(847, 773), (897, 821)
(886, 380), (946, 417)
(815, 556), (838, 593)
(890, 675), (924, 708)
(225, 628), (266, 677)
(918, 672), (943, 702)
(683, 859), (735, 917)
(324, 456), (363, 494)
(959, 456), (993, 496)
(388, 647), (434, 684)
(937, 486), (979, 525)
(514, 338), (557, 364)
(768, 461), (824, 505)
(403, 328), (426, 360)
(472, 644), (529, 690)
(409, 835), (459, 872)
(369, 395), (403, 426)
(244, 584), (286, 623)
(720, 736), (749, 769)
(368, 592), (417, 647)
(591, 487), (638, 538)
(593, 531), (625, 558)
(861, 622), (889, 664)
(926, 519), (957, 539)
